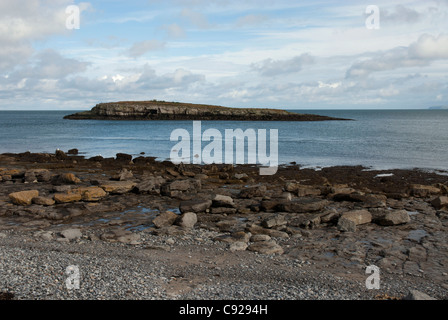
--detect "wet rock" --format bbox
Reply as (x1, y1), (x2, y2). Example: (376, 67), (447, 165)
(403, 290), (437, 300)
(9, 190), (39, 206)
(67, 148), (79, 155)
(278, 198), (328, 213)
(179, 199), (212, 213)
(410, 184), (441, 198)
(116, 153), (133, 163)
(247, 241), (284, 255)
(175, 212), (198, 229)
(431, 196), (448, 210)
(59, 228), (82, 241)
(134, 176), (166, 195)
(153, 211), (178, 228)
(24, 171), (37, 183)
(32, 196), (55, 206)
(100, 181), (137, 194)
(377, 210), (410, 226)
(238, 185), (267, 199)
(55, 149), (67, 160)
(212, 194), (235, 208)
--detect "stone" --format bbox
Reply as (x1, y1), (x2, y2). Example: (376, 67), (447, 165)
(403, 290), (436, 300)
(340, 210), (372, 225)
(431, 196), (448, 210)
(9, 190), (39, 206)
(134, 176), (166, 194)
(116, 233), (140, 244)
(250, 234), (271, 242)
(410, 184), (441, 197)
(212, 194), (235, 208)
(297, 186), (321, 197)
(53, 173), (81, 185)
(229, 242), (248, 252)
(261, 215), (287, 228)
(116, 153), (133, 162)
(247, 241), (284, 255)
(175, 212), (198, 229)
(337, 217), (357, 232)
(281, 192), (292, 201)
(54, 192), (82, 204)
(112, 168), (134, 181)
(161, 179), (201, 196)
(279, 198), (328, 213)
(238, 185), (267, 199)
(377, 210), (410, 226)
(60, 228), (82, 241)
(73, 187), (107, 201)
(32, 196), (55, 206)
(179, 199), (212, 213)
(67, 148), (79, 155)
(55, 149), (67, 160)
(100, 181), (137, 194)
(234, 173), (249, 180)
(153, 211), (178, 228)
(210, 207), (237, 215)
(34, 231), (53, 241)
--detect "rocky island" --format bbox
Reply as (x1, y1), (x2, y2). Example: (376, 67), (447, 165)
(64, 100), (349, 121)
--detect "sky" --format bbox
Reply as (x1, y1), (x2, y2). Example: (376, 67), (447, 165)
(0, 0), (448, 110)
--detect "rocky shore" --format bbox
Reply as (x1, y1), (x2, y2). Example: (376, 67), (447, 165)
(63, 101), (349, 121)
(1, 150), (447, 300)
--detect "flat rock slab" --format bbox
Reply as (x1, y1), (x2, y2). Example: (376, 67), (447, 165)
(247, 241), (284, 255)
(278, 198), (328, 213)
(9, 190), (39, 206)
(100, 181), (137, 194)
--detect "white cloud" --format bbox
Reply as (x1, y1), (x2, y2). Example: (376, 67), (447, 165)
(251, 53), (315, 77)
(127, 40), (166, 58)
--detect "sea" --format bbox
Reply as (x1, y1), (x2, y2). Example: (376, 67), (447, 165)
(0, 109), (447, 173)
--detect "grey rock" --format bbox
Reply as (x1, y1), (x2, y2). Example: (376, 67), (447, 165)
(377, 210), (410, 226)
(403, 290), (437, 300)
(175, 212), (198, 229)
(60, 228), (82, 241)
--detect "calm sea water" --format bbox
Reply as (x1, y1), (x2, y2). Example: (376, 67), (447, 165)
(0, 110), (447, 171)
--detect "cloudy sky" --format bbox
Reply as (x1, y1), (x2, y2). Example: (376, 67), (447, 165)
(1, 0), (447, 110)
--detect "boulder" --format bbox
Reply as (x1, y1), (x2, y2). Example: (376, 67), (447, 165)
(229, 242), (248, 252)
(337, 217), (357, 232)
(52, 173), (81, 185)
(100, 181), (137, 194)
(73, 187), (107, 201)
(112, 168), (134, 181)
(403, 290), (436, 301)
(247, 241), (284, 255)
(431, 196), (448, 210)
(377, 210), (410, 226)
(55, 149), (67, 160)
(278, 198), (328, 213)
(210, 207), (237, 215)
(175, 212), (198, 229)
(212, 194), (235, 208)
(9, 190), (39, 206)
(250, 234), (271, 242)
(238, 185), (267, 199)
(261, 215), (287, 228)
(32, 196), (55, 206)
(153, 211), (178, 228)
(161, 179), (201, 197)
(410, 184), (441, 197)
(179, 199), (212, 213)
(116, 153), (133, 162)
(67, 148), (79, 155)
(134, 176), (166, 195)
(337, 210), (372, 232)
(60, 228), (82, 241)
(54, 192), (82, 204)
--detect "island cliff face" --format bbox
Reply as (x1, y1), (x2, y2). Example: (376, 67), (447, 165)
(64, 101), (348, 121)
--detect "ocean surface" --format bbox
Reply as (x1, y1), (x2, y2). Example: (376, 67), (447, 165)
(0, 110), (447, 172)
